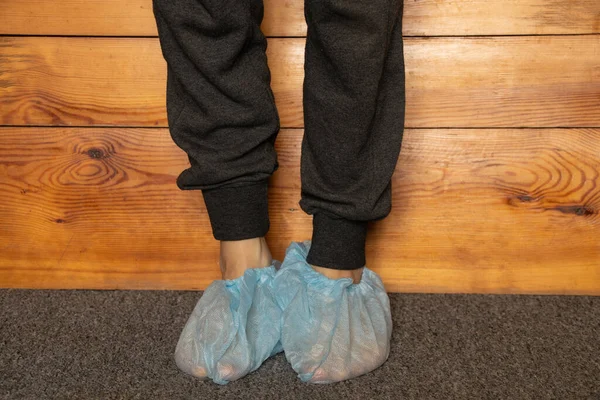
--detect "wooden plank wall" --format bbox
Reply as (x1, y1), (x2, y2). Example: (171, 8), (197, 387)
(1, 1), (599, 293)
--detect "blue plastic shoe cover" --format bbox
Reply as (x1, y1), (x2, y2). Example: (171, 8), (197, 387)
(174, 262), (283, 385)
(273, 241), (393, 383)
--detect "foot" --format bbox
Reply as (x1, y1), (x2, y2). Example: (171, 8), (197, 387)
(274, 240), (393, 384)
(311, 265), (363, 284)
(219, 237), (273, 279)
(174, 237), (282, 384)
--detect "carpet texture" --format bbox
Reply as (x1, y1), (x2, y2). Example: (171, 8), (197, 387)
(1, 290), (599, 399)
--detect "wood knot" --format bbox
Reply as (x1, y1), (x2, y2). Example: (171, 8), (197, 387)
(554, 205), (595, 216)
(87, 148), (106, 159)
(507, 194), (540, 207)
(516, 195), (536, 202)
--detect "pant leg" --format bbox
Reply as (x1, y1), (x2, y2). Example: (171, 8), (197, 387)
(152, 0), (280, 241)
(300, 0), (406, 270)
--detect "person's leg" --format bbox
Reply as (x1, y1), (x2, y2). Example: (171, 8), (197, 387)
(274, 0), (405, 383)
(153, 0), (280, 280)
(152, 0), (283, 384)
(300, 0), (406, 276)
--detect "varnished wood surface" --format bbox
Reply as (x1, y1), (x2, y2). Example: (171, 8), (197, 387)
(1, 1), (599, 293)
(2, 36), (599, 128)
(1, 0), (599, 36)
(1, 127), (598, 293)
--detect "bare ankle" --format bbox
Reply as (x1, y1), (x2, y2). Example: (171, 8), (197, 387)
(219, 237), (272, 280)
(311, 265), (364, 284)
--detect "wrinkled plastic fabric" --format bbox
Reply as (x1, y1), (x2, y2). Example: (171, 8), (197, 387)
(273, 241), (393, 383)
(174, 262), (283, 385)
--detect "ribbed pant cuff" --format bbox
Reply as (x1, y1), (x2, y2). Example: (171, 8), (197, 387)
(201, 181), (270, 241)
(306, 213), (368, 270)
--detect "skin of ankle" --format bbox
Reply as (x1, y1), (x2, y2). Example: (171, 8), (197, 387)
(219, 237), (272, 280)
(311, 265), (364, 284)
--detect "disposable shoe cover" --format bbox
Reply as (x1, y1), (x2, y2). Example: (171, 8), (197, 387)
(174, 262), (283, 385)
(273, 241), (393, 383)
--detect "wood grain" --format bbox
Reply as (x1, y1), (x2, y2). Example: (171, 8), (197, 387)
(1, 36), (599, 128)
(1, 127), (599, 294)
(1, 1), (599, 295)
(1, 0), (599, 36)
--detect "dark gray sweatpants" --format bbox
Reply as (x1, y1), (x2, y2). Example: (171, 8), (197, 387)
(152, 0), (406, 270)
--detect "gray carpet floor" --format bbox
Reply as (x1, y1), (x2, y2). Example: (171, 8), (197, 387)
(1, 290), (599, 400)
